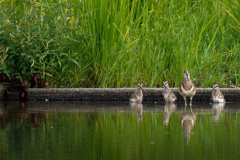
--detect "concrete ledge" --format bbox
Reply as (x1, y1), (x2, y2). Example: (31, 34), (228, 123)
(25, 88), (240, 101)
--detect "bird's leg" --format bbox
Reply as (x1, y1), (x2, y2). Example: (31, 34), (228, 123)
(184, 97), (187, 106)
(190, 97), (193, 106)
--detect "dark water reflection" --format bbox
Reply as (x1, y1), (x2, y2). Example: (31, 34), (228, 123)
(212, 102), (225, 123)
(0, 101), (240, 160)
(179, 106), (196, 143)
(164, 103), (177, 125)
(130, 103), (143, 122)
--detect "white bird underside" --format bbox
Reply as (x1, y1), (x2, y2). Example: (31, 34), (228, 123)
(130, 96), (142, 103)
(163, 93), (176, 103)
(212, 95), (225, 103)
(181, 84), (195, 97)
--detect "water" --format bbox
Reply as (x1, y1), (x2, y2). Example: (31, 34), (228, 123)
(0, 101), (240, 160)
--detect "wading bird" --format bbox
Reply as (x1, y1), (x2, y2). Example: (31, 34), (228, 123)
(179, 70), (196, 105)
(212, 84), (225, 103)
(130, 83), (143, 103)
(163, 81), (177, 103)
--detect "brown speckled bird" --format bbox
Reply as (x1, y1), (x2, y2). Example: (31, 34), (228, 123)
(179, 70), (196, 105)
(212, 84), (225, 103)
(163, 81), (177, 103)
(130, 83), (143, 103)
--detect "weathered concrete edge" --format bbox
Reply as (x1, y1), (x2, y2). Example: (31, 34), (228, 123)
(24, 88), (240, 101)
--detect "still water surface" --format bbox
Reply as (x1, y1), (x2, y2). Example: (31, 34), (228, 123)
(0, 101), (240, 160)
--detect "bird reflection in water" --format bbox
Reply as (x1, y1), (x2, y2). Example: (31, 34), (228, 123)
(212, 102), (225, 123)
(130, 102), (143, 122)
(164, 103), (177, 126)
(179, 106), (196, 144)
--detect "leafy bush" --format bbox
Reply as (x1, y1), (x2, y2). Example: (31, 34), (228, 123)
(0, 0), (89, 87)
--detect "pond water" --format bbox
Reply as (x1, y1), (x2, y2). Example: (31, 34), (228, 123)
(0, 101), (240, 160)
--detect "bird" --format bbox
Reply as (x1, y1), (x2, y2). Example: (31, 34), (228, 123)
(163, 81), (177, 103)
(179, 70), (196, 105)
(212, 84), (225, 103)
(130, 83), (143, 103)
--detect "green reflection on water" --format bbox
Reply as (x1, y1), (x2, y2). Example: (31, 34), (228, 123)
(0, 102), (239, 160)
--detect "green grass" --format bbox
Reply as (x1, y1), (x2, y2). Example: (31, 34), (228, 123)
(0, 0), (240, 88)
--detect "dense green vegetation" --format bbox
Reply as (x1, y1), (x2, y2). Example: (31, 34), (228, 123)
(0, 0), (239, 88)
